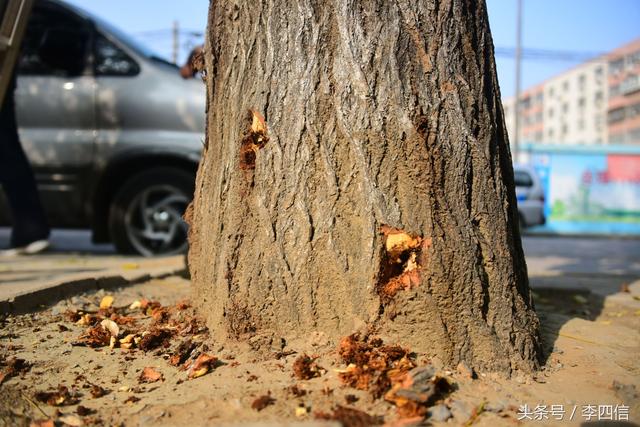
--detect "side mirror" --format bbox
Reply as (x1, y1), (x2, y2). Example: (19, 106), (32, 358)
(37, 27), (89, 76)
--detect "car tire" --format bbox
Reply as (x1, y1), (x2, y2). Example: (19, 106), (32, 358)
(109, 167), (195, 256)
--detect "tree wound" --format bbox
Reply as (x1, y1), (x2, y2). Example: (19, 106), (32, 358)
(376, 225), (432, 304)
(239, 110), (269, 170)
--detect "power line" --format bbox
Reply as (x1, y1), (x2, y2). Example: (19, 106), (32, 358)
(495, 47), (606, 63)
(132, 27), (610, 64)
(133, 28), (203, 38)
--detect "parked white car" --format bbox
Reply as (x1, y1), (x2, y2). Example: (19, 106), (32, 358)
(514, 164), (546, 229)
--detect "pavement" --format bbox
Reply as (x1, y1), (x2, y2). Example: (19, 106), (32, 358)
(523, 235), (640, 297)
(0, 228), (186, 314)
(1, 227), (639, 314)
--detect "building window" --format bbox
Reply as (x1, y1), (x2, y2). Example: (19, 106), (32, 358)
(628, 127), (640, 143)
(595, 114), (603, 131)
(608, 107), (625, 124)
(610, 133), (624, 144)
(547, 128), (554, 139)
(578, 119), (585, 131)
(609, 58), (624, 75)
(578, 97), (586, 108)
(548, 87), (555, 98)
(578, 74), (586, 91)
(610, 84), (620, 97)
(620, 75), (639, 95)
(563, 80), (570, 91)
(535, 92), (544, 104)
(562, 103), (569, 114)
(595, 66), (603, 79)
(594, 91), (603, 106)
(548, 107), (554, 118)
(561, 123), (568, 134)
(628, 102), (640, 118)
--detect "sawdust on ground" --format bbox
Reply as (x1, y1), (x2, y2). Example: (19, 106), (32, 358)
(1, 276), (639, 427)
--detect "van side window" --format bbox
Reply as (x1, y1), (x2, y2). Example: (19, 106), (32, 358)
(94, 34), (140, 76)
(514, 171), (534, 187)
(18, 4), (90, 76)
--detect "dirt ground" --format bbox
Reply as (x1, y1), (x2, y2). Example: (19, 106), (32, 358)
(1, 276), (639, 427)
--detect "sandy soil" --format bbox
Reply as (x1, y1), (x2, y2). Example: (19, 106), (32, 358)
(1, 276), (639, 427)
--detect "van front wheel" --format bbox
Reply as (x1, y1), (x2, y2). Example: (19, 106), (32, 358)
(109, 167), (194, 256)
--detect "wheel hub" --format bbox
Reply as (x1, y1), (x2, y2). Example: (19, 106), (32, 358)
(124, 185), (190, 256)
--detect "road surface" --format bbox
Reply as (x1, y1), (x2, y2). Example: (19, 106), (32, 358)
(1, 227), (639, 297)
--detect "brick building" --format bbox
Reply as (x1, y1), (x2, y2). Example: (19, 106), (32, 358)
(503, 37), (640, 148)
(607, 38), (640, 145)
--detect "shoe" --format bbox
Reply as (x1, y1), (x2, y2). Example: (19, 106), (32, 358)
(0, 239), (50, 256)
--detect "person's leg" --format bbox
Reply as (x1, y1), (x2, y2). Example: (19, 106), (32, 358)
(0, 75), (50, 248)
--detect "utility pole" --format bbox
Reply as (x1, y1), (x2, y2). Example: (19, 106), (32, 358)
(513, 0), (522, 163)
(172, 20), (179, 64)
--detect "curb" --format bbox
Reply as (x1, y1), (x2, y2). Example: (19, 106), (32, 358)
(0, 260), (187, 315)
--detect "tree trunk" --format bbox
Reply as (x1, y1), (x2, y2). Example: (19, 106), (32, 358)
(188, 0), (542, 374)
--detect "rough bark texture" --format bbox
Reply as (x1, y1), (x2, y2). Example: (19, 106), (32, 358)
(188, 0), (542, 373)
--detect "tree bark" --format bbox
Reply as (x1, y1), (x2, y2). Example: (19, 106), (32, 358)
(188, 0), (542, 374)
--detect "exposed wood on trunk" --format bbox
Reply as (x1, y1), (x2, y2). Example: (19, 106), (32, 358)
(188, 0), (542, 374)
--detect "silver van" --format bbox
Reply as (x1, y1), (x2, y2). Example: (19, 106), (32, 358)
(0, 0), (205, 256)
(514, 164), (546, 229)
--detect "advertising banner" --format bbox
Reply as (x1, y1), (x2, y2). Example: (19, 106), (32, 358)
(529, 145), (640, 235)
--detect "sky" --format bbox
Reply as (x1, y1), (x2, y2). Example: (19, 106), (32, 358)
(66, 0), (640, 99)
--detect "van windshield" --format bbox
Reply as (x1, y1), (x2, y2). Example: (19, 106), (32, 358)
(91, 15), (162, 60)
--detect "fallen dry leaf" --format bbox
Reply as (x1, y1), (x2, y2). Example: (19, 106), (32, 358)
(0, 357), (30, 385)
(34, 385), (78, 406)
(138, 328), (172, 351)
(90, 384), (108, 398)
(29, 420), (54, 427)
(124, 395), (140, 404)
(315, 405), (383, 427)
(187, 353), (217, 379)
(64, 310), (82, 323)
(99, 295), (114, 309)
(287, 385), (307, 397)
(58, 414), (83, 426)
(384, 366), (453, 418)
(337, 334), (414, 399)
(76, 405), (94, 416)
(139, 367), (163, 383)
(151, 307), (170, 323)
(110, 314), (139, 326)
(251, 394), (275, 411)
(295, 405), (308, 417)
(293, 354), (323, 380)
(100, 318), (119, 337)
(72, 325), (111, 348)
(119, 334), (138, 350)
(345, 394), (359, 404)
(176, 300), (191, 310)
(170, 339), (197, 366)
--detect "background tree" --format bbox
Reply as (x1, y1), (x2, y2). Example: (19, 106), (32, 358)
(187, 0), (542, 374)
